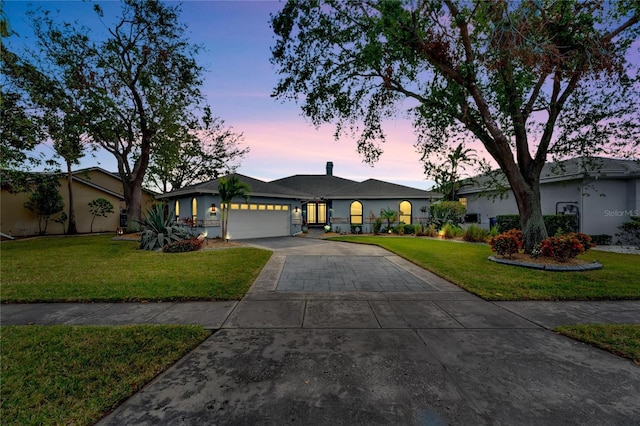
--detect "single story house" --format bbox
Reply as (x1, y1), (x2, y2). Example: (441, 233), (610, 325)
(1, 167), (156, 237)
(157, 162), (442, 240)
(457, 157), (640, 239)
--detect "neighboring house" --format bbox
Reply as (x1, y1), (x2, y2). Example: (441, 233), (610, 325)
(457, 157), (640, 239)
(157, 162), (442, 239)
(1, 167), (156, 237)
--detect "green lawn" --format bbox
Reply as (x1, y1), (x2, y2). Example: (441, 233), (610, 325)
(0, 235), (272, 302)
(555, 324), (640, 365)
(331, 236), (640, 300)
(1, 325), (211, 425)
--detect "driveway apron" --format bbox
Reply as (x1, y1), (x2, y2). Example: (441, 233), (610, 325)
(65, 237), (640, 424)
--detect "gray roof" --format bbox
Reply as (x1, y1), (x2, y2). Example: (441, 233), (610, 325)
(271, 175), (358, 199)
(458, 156), (640, 195)
(327, 179), (441, 199)
(158, 170), (443, 201)
(156, 173), (310, 200)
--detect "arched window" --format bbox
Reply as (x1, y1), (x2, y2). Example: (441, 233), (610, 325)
(191, 198), (197, 222)
(350, 201), (363, 225)
(399, 200), (412, 224)
(174, 200), (180, 218)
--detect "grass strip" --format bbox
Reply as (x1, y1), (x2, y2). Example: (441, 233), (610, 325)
(1, 324), (211, 425)
(554, 324), (640, 365)
(331, 236), (640, 300)
(1, 235), (272, 302)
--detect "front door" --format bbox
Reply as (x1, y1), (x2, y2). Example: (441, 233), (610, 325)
(306, 202), (327, 225)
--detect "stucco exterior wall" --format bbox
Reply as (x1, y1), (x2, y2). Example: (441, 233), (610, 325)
(462, 177), (640, 240)
(329, 198), (433, 233)
(1, 172), (155, 237)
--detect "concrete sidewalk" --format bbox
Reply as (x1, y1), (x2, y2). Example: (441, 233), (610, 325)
(2, 237), (639, 425)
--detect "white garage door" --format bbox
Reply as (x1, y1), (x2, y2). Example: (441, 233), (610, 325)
(227, 206), (290, 239)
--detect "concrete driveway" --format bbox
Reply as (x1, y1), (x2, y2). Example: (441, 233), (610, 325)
(4, 236), (639, 424)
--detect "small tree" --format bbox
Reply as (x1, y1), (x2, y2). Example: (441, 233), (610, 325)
(53, 211), (67, 234)
(24, 175), (64, 235)
(218, 176), (250, 242)
(380, 208), (397, 231)
(88, 198), (115, 233)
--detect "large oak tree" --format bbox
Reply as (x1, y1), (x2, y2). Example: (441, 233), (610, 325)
(270, 0), (640, 251)
(31, 0), (204, 229)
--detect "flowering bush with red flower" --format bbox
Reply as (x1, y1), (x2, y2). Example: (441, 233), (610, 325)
(567, 232), (594, 253)
(539, 234), (586, 262)
(488, 229), (523, 258)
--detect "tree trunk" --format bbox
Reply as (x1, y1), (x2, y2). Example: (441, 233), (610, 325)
(126, 178), (143, 232)
(65, 161), (78, 234)
(506, 170), (548, 253)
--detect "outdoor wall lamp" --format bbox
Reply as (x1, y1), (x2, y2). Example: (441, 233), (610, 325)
(211, 203), (217, 213)
(295, 206), (299, 213)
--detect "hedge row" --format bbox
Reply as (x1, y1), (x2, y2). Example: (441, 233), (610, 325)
(496, 214), (577, 235)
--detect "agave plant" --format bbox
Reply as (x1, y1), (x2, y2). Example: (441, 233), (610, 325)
(138, 204), (189, 251)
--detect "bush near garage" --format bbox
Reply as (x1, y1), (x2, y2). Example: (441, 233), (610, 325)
(163, 238), (203, 253)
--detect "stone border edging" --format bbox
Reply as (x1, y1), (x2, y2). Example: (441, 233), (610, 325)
(488, 256), (603, 272)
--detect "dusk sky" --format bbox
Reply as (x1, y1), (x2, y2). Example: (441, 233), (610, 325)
(4, 1), (639, 191)
(5, 0), (435, 190)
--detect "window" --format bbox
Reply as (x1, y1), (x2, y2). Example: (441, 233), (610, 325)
(350, 201), (363, 225)
(191, 198), (197, 221)
(459, 197), (467, 208)
(174, 200), (180, 218)
(399, 200), (412, 224)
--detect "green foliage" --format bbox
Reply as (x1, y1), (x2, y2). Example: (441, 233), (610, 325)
(616, 216), (640, 247)
(163, 238), (203, 253)
(489, 229), (523, 258)
(218, 176), (251, 242)
(497, 214), (577, 236)
(88, 198), (115, 233)
(138, 204), (189, 251)
(590, 234), (612, 245)
(440, 223), (463, 239)
(496, 215), (521, 233)
(380, 208), (397, 231)
(373, 217), (383, 234)
(146, 106), (249, 192)
(463, 224), (490, 243)
(430, 201), (466, 229)
(23, 175), (64, 235)
(545, 215), (578, 235)
(270, 1), (640, 251)
(350, 225), (363, 234)
(28, 0), (205, 226)
(53, 211), (67, 234)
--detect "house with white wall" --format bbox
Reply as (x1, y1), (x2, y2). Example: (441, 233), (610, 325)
(457, 157), (640, 239)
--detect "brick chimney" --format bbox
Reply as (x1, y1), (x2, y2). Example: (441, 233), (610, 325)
(326, 161), (334, 176)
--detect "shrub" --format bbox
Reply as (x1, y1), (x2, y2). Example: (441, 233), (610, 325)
(616, 216), (640, 247)
(497, 214), (578, 235)
(440, 223), (463, 239)
(590, 234), (612, 245)
(463, 224), (490, 243)
(163, 238), (203, 253)
(539, 234), (586, 262)
(545, 215), (578, 235)
(373, 218), (383, 234)
(496, 215), (520, 233)
(568, 232), (594, 253)
(430, 201), (466, 229)
(350, 225), (363, 234)
(139, 204), (189, 251)
(488, 229), (523, 258)
(424, 223), (438, 237)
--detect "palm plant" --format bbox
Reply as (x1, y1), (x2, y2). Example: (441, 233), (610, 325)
(138, 203), (189, 250)
(380, 208), (397, 232)
(218, 176), (251, 242)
